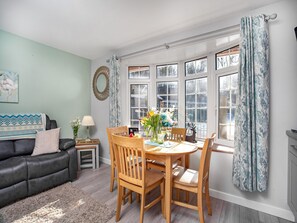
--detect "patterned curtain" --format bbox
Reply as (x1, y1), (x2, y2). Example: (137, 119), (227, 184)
(232, 15), (270, 192)
(109, 55), (121, 127)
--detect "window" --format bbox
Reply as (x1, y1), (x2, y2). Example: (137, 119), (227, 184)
(216, 45), (239, 143)
(128, 66), (150, 79)
(157, 82), (178, 120)
(216, 45), (239, 70)
(185, 58), (207, 76)
(125, 33), (240, 147)
(185, 78), (207, 139)
(130, 84), (148, 130)
(218, 74), (238, 141)
(156, 64), (178, 78)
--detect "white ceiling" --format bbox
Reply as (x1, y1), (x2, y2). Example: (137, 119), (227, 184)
(0, 0), (280, 60)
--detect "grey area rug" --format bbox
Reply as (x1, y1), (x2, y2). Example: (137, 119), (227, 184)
(0, 183), (115, 223)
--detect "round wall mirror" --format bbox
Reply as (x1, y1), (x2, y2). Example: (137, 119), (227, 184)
(93, 66), (109, 101)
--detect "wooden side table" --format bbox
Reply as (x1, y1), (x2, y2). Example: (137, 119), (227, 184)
(75, 139), (100, 170)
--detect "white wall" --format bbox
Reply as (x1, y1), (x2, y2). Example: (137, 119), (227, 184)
(91, 0), (297, 220)
(91, 53), (114, 164)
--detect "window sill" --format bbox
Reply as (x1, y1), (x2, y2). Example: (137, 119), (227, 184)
(196, 140), (234, 154)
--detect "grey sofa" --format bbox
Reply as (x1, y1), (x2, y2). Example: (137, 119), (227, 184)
(0, 115), (77, 208)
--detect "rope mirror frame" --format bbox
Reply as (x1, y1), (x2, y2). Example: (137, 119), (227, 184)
(92, 66), (109, 101)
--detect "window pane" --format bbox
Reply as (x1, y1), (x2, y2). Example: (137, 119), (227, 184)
(168, 82), (178, 94)
(197, 94), (207, 107)
(130, 84), (148, 131)
(185, 77), (207, 139)
(128, 66), (150, 79)
(186, 80), (196, 94)
(186, 109), (195, 123)
(157, 64), (178, 78)
(216, 46), (239, 70)
(157, 81), (178, 121)
(218, 73), (238, 141)
(186, 95), (195, 108)
(185, 58), (207, 76)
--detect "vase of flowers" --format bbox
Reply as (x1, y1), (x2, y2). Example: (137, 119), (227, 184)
(70, 117), (81, 140)
(141, 108), (176, 143)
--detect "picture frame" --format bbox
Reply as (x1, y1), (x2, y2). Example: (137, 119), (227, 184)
(0, 70), (19, 103)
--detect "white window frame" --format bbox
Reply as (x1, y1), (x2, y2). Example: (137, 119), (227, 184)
(214, 45), (239, 147)
(184, 55), (209, 140)
(124, 36), (239, 148)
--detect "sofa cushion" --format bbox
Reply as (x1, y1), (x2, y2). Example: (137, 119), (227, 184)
(26, 151), (69, 179)
(31, 128), (60, 156)
(0, 141), (14, 161)
(0, 157), (27, 189)
(14, 139), (35, 156)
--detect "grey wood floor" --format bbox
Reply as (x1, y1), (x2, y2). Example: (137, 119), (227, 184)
(72, 164), (292, 223)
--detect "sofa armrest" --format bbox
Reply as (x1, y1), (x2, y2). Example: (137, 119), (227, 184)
(59, 139), (75, 151)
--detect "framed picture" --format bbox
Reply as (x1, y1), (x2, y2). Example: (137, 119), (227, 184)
(0, 70), (19, 103)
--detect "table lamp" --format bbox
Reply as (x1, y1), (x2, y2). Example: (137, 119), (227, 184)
(82, 115), (95, 141)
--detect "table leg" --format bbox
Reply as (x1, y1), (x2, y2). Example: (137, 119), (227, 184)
(165, 156), (172, 223)
(96, 145), (99, 169)
(185, 154), (190, 168)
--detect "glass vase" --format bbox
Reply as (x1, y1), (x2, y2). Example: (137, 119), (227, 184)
(73, 127), (79, 140)
(150, 126), (161, 143)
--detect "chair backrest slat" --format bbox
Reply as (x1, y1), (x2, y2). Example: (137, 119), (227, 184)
(112, 134), (145, 187)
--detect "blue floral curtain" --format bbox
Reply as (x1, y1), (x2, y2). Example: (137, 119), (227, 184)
(109, 55), (121, 127)
(232, 15), (270, 192)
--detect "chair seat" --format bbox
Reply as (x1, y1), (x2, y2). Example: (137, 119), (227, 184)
(145, 169), (164, 187)
(173, 165), (198, 187)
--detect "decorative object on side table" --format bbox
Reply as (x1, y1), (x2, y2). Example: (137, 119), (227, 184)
(70, 117), (81, 140)
(141, 108), (176, 143)
(82, 115), (95, 141)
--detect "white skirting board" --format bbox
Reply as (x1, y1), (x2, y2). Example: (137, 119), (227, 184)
(209, 189), (294, 221)
(100, 156), (111, 165)
(99, 156), (295, 222)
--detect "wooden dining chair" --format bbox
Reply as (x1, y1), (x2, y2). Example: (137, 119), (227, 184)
(169, 127), (186, 142)
(106, 126), (128, 192)
(112, 134), (164, 223)
(147, 127), (187, 171)
(171, 133), (216, 223)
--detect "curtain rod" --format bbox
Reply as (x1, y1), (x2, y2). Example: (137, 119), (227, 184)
(106, 25), (239, 62)
(264, 13), (277, 21)
(106, 13), (277, 62)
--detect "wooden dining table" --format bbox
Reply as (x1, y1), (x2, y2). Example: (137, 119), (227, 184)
(144, 140), (200, 223)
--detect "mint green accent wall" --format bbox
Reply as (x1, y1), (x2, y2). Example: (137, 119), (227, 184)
(0, 30), (91, 138)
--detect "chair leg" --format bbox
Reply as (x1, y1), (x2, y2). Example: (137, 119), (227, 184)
(205, 181), (212, 215)
(198, 192), (204, 223)
(161, 181), (165, 217)
(110, 165), (115, 192)
(129, 191), (132, 204)
(136, 193), (140, 203)
(123, 188), (127, 205)
(140, 192), (146, 223)
(116, 185), (124, 222)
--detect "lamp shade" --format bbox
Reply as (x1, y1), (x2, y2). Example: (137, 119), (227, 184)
(81, 116), (95, 126)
